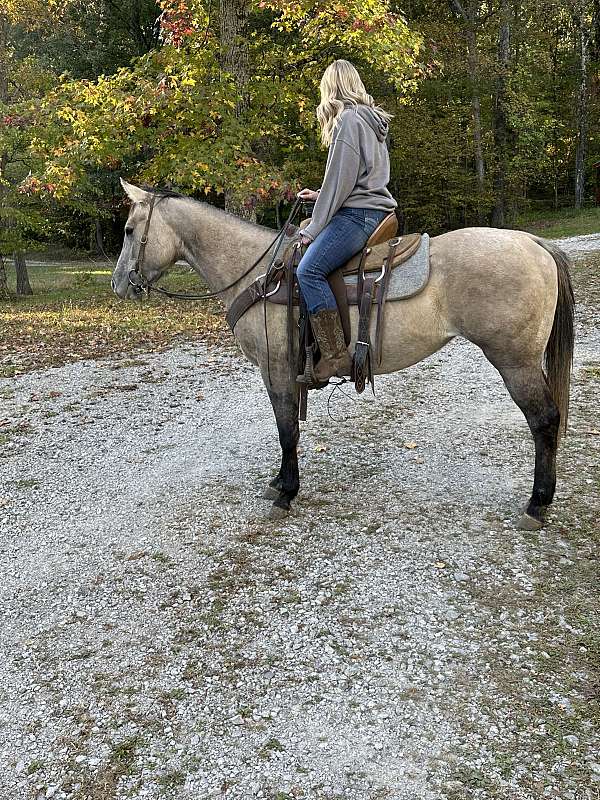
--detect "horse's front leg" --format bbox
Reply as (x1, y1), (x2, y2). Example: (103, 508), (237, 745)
(264, 385), (300, 519)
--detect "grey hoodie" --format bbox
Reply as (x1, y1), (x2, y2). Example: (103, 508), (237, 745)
(302, 103), (397, 242)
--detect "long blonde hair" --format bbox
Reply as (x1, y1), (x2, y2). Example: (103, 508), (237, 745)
(316, 59), (393, 147)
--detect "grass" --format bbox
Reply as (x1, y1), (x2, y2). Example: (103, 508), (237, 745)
(516, 205), (600, 239)
(0, 256), (228, 376)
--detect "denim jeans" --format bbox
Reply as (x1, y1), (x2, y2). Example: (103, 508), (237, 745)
(296, 206), (390, 314)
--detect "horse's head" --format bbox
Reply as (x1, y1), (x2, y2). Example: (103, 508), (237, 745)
(112, 179), (179, 299)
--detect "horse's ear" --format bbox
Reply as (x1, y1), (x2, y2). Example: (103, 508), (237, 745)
(120, 178), (149, 205)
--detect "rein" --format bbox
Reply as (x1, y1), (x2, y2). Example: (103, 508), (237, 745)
(128, 195), (303, 302)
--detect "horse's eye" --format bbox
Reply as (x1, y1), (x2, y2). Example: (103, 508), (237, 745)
(125, 226), (134, 236)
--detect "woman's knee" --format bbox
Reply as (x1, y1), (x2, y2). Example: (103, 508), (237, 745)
(297, 255), (318, 283)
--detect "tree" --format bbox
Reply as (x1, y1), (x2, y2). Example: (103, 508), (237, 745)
(573, 0), (596, 208)
(22, 0), (422, 219)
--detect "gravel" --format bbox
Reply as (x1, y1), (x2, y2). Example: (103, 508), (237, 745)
(0, 237), (598, 800)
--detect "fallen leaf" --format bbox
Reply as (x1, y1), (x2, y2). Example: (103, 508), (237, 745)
(434, 561), (446, 569)
(404, 441), (418, 449)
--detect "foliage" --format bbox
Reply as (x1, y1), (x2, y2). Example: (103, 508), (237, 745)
(0, 0), (599, 253)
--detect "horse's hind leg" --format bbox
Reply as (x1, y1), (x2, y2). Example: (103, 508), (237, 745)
(497, 364), (560, 529)
(264, 387), (300, 519)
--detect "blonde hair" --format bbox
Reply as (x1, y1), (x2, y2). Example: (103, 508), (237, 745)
(316, 59), (393, 147)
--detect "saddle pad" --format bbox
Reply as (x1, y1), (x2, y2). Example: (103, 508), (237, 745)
(344, 233), (430, 301)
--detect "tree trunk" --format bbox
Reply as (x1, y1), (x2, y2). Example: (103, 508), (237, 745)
(0, 254), (9, 300)
(219, 0), (255, 220)
(490, 0), (512, 227)
(14, 250), (33, 296)
(95, 217), (104, 256)
(574, 0), (593, 209)
(466, 27), (486, 212)
(449, 1), (486, 224)
(0, 14), (12, 286)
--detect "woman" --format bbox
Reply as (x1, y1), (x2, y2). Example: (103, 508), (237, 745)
(296, 59), (397, 385)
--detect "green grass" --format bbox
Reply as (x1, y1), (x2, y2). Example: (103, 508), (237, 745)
(0, 257), (227, 375)
(516, 205), (600, 239)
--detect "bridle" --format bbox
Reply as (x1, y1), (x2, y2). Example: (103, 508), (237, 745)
(127, 193), (303, 302)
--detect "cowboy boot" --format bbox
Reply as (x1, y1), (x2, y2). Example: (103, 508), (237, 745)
(297, 308), (351, 384)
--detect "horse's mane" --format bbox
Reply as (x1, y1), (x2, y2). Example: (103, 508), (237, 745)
(138, 184), (283, 236)
(140, 185), (187, 201)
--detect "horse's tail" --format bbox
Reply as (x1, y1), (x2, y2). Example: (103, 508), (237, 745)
(528, 235), (575, 437)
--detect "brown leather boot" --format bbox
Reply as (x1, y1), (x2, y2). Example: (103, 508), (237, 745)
(297, 308), (351, 385)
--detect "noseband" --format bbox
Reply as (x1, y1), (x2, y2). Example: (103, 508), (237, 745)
(128, 194), (157, 295)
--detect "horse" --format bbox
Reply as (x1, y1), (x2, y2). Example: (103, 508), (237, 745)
(111, 179), (575, 530)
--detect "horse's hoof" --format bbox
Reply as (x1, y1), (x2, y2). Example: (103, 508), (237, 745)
(517, 512), (543, 531)
(269, 504), (290, 521)
(261, 486), (281, 501)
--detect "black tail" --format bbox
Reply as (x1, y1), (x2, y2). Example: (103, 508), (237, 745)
(529, 236), (575, 437)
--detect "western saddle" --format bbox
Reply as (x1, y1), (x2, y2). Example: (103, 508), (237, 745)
(226, 211), (422, 418)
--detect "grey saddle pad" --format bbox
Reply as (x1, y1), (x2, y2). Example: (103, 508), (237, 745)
(344, 233), (430, 301)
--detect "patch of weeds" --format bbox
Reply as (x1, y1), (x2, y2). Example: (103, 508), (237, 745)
(258, 737), (285, 758)
(0, 422), (34, 453)
(279, 589), (302, 605)
(111, 735), (142, 767)
(27, 759), (44, 774)
(581, 361), (600, 379)
(13, 477), (40, 489)
(332, 579), (352, 596)
(151, 551), (172, 564)
(449, 765), (498, 792)
(71, 735), (144, 800)
(494, 752), (514, 779)
(158, 769), (186, 789)
(69, 649), (94, 661)
(163, 687), (186, 701)
(174, 627), (203, 645)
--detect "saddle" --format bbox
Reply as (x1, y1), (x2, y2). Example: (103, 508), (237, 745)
(226, 212), (430, 417)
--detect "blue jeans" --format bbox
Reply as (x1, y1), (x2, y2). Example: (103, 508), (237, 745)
(297, 207), (390, 314)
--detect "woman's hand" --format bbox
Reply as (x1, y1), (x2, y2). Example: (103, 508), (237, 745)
(297, 188), (319, 202)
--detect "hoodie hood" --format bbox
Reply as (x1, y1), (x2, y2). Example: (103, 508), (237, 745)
(355, 104), (389, 143)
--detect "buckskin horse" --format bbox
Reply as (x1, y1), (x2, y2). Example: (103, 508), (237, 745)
(111, 180), (574, 530)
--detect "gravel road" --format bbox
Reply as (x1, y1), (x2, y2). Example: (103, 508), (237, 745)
(1, 237), (599, 800)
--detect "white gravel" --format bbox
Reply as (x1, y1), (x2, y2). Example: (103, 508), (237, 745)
(0, 237), (598, 800)
(552, 231), (600, 257)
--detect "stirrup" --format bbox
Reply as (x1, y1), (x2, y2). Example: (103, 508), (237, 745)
(296, 346), (328, 389)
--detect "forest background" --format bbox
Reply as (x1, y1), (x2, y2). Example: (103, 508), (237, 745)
(0, 0), (598, 297)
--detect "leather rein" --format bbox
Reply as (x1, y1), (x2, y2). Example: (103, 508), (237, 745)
(127, 194), (303, 302)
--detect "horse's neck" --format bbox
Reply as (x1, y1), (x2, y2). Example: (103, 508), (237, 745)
(166, 199), (276, 307)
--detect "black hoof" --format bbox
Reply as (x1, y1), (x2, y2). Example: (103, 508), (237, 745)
(262, 485), (281, 501)
(269, 504), (290, 521)
(517, 512), (543, 531)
